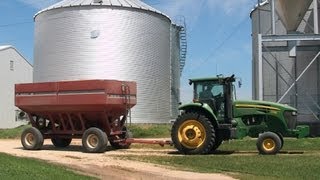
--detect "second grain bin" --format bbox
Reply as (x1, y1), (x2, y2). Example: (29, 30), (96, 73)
(34, 0), (182, 123)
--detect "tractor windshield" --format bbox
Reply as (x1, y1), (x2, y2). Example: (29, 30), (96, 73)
(194, 81), (223, 100)
(194, 81), (225, 117)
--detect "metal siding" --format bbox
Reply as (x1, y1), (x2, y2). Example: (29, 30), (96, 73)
(170, 25), (181, 118)
(252, 2), (320, 116)
(34, 6), (172, 123)
(0, 48), (33, 128)
(251, 3), (293, 103)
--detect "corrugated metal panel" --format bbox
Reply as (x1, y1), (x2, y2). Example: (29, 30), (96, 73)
(170, 24), (181, 118)
(34, 4), (174, 123)
(251, 2), (320, 116)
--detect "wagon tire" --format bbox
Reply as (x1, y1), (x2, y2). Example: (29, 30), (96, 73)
(110, 127), (133, 149)
(82, 127), (108, 153)
(171, 112), (215, 155)
(256, 132), (282, 155)
(21, 127), (44, 150)
(51, 137), (72, 148)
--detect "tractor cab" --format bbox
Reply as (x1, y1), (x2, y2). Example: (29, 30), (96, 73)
(190, 75), (235, 123)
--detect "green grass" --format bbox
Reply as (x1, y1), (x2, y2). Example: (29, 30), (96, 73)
(128, 124), (172, 138)
(0, 153), (94, 180)
(0, 125), (30, 139)
(121, 138), (320, 180)
(0, 124), (172, 139)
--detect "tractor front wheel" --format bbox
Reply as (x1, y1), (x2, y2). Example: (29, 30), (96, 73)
(256, 132), (282, 155)
(171, 112), (216, 154)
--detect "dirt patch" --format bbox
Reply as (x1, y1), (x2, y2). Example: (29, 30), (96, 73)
(0, 139), (235, 180)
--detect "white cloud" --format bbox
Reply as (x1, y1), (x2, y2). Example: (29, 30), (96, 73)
(18, 0), (61, 9)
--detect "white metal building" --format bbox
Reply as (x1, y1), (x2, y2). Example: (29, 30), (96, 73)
(0, 45), (33, 128)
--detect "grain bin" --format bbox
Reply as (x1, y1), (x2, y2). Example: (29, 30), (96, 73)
(34, 0), (183, 123)
(251, 0), (320, 119)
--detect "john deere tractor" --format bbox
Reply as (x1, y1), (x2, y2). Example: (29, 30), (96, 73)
(171, 75), (309, 155)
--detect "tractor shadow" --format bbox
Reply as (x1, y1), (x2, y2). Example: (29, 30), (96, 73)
(168, 150), (304, 155)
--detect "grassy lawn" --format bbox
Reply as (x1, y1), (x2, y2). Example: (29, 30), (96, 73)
(0, 125), (30, 139)
(121, 138), (320, 180)
(0, 153), (94, 180)
(0, 124), (171, 139)
(127, 123), (171, 138)
(2, 124), (320, 179)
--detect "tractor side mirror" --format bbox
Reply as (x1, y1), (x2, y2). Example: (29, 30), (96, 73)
(238, 80), (242, 88)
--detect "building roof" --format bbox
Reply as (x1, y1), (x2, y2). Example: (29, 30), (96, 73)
(0, 45), (13, 51)
(0, 45), (33, 67)
(34, 0), (169, 19)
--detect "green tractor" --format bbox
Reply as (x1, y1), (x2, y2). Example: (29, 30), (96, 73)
(171, 75), (309, 155)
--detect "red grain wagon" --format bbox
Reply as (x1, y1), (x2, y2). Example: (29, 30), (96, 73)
(15, 79), (136, 153)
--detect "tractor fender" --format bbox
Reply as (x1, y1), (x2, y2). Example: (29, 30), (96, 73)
(178, 103), (219, 128)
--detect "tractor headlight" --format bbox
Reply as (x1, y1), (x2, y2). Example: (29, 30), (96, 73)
(292, 111), (297, 116)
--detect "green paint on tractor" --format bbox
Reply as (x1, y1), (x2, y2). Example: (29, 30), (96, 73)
(171, 75), (310, 155)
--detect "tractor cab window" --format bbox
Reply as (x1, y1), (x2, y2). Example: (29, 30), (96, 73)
(194, 81), (225, 117)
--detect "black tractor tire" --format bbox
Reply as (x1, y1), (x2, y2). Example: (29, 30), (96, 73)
(256, 132), (282, 155)
(21, 127), (44, 150)
(82, 127), (108, 153)
(51, 137), (72, 148)
(277, 133), (284, 150)
(110, 127), (133, 149)
(171, 112), (216, 155)
(210, 137), (223, 153)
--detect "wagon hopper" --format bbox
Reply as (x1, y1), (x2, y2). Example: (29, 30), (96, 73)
(16, 79), (136, 153)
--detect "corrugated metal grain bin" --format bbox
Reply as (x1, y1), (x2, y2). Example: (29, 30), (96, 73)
(33, 0), (184, 123)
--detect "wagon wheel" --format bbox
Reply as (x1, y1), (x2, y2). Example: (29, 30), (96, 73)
(82, 127), (108, 153)
(51, 137), (72, 148)
(21, 127), (44, 150)
(110, 127), (132, 149)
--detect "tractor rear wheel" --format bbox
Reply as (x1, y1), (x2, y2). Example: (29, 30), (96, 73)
(171, 112), (215, 154)
(51, 137), (72, 148)
(256, 132), (282, 155)
(82, 127), (108, 153)
(210, 137), (223, 153)
(21, 127), (44, 150)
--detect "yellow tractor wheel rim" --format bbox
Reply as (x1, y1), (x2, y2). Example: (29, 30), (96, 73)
(262, 138), (275, 151)
(178, 120), (206, 149)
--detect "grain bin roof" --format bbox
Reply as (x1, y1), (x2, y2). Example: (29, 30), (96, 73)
(34, 0), (169, 20)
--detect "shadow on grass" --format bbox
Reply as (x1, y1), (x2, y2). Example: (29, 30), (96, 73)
(168, 150), (305, 155)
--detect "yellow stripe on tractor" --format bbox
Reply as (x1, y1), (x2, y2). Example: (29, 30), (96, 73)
(235, 104), (280, 111)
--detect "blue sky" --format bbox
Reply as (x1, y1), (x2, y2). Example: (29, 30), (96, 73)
(0, 0), (257, 102)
